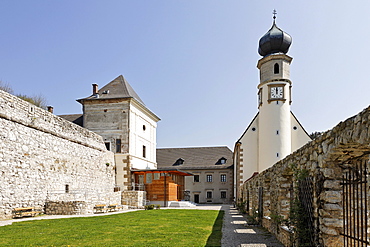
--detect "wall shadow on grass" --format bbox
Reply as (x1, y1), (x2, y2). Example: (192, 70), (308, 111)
(205, 210), (224, 247)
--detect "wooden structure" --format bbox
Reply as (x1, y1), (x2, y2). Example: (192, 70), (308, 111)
(131, 169), (192, 207)
(12, 207), (42, 218)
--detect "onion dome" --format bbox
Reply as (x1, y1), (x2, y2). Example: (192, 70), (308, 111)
(258, 18), (292, 57)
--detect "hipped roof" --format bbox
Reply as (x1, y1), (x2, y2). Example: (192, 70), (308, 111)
(156, 146), (233, 170)
(77, 75), (145, 105)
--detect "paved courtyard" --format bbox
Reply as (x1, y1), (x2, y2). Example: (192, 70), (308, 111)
(221, 205), (284, 247)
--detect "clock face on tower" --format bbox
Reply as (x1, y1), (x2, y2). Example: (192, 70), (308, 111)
(270, 86), (283, 99)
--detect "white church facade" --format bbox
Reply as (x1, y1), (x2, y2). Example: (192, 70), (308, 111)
(234, 17), (311, 199)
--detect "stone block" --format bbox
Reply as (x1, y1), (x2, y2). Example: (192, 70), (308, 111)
(323, 203), (341, 211)
(321, 218), (343, 228)
(321, 191), (341, 203)
(319, 225), (338, 235)
(323, 180), (341, 190)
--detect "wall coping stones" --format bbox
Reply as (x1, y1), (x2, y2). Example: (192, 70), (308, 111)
(0, 89), (106, 151)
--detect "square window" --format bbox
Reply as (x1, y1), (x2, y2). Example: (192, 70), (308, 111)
(194, 175), (200, 182)
(220, 174), (227, 182)
(206, 174), (212, 182)
(154, 173), (160, 180)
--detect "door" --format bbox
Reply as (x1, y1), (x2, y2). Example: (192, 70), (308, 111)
(194, 194), (199, 203)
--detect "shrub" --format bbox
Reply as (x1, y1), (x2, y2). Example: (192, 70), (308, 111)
(145, 204), (155, 210)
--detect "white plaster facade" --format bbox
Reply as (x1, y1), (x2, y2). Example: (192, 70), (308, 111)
(128, 100), (158, 170)
(234, 52), (311, 199)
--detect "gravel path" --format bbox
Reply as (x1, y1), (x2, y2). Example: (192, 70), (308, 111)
(221, 205), (284, 247)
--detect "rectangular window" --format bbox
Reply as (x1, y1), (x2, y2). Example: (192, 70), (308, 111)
(221, 191), (227, 199)
(116, 139), (121, 153)
(206, 174), (212, 182)
(105, 142), (110, 151)
(220, 174), (227, 182)
(206, 191), (212, 199)
(194, 175), (200, 182)
(146, 173), (152, 184)
(143, 145), (146, 158)
(154, 173), (160, 180)
(138, 175), (144, 184)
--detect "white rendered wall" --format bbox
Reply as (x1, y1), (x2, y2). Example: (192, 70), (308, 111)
(238, 115), (259, 181)
(257, 54), (292, 172)
(290, 113), (311, 152)
(128, 101), (158, 169)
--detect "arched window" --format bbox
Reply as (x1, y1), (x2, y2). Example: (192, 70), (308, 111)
(274, 63), (279, 74)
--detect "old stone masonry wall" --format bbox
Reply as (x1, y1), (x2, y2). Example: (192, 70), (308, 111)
(240, 105), (370, 247)
(0, 89), (120, 219)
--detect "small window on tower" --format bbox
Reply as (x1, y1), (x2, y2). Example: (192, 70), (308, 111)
(143, 145), (146, 158)
(274, 63), (279, 74)
(116, 139), (121, 153)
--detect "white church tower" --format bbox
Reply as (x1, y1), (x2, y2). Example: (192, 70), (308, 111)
(234, 13), (311, 199)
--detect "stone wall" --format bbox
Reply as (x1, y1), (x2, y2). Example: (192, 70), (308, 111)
(0, 89), (120, 219)
(45, 201), (87, 215)
(121, 191), (146, 208)
(240, 105), (370, 246)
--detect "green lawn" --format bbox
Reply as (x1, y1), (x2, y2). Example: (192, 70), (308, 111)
(0, 209), (223, 247)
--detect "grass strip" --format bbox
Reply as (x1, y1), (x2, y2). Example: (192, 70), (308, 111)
(0, 209), (222, 247)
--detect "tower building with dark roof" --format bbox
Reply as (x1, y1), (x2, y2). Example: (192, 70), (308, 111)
(61, 75), (160, 190)
(234, 14), (311, 200)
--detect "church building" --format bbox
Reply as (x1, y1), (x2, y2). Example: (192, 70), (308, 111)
(234, 15), (311, 199)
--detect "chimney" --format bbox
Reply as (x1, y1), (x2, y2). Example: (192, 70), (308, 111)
(47, 106), (54, 113)
(92, 84), (98, 95)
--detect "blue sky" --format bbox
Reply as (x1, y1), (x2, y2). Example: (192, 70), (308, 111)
(1, 1), (370, 149)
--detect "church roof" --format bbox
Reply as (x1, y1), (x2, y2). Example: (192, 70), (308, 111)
(77, 75), (145, 105)
(156, 146), (233, 170)
(258, 19), (292, 57)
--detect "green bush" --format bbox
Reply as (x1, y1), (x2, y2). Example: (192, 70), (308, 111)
(145, 204), (155, 210)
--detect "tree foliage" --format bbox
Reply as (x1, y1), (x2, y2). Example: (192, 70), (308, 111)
(0, 80), (14, 94)
(0, 80), (47, 109)
(16, 94), (47, 109)
(309, 131), (322, 140)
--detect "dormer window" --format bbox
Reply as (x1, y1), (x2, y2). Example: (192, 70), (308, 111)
(216, 157), (227, 165)
(173, 158), (184, 166)
(274, 63), (279, 74)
